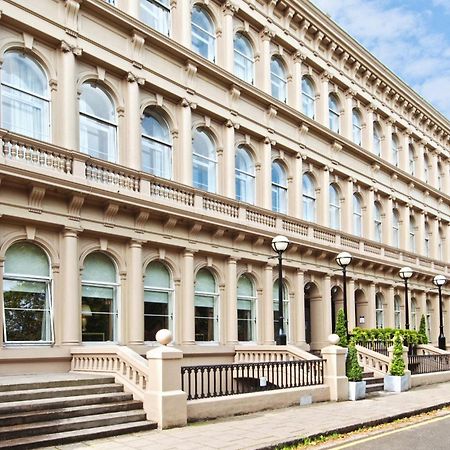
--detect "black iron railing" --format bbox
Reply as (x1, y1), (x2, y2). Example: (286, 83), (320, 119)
(356, 340), (417, 356)
(181, 359), (324, 400)
(408, 354), (450, 375)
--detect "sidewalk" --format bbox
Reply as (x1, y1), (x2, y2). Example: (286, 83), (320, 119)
(53, 382), (450, 450)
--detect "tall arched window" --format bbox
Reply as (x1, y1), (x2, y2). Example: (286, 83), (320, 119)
(424, 222), (430, 257)
(81, 252), (118, 342)
(411, 298), (417, 330)
(375, 293), (384, 329)
(1, 52), (50, 141)
(192, 129), (217, 192)
(273, 280), (289, 342)
(373, 122), (382, 157)
(271, 56), (287, 102)
(329, 184), (341, 230)
(394, 295), (401, 329)
(79, 82), (117, 162)
(409, 215), (416, 252)
(234, 33), (254, 84)
(352, 109), (362, 145)
(272, 161), (287, 214)
(3, 242), (53, 343)
(353, 193), (362, 237)
(141, 110), (172, 178)
(140, 0), (170, 35)
(194, 269), (218, 341)
(374, 201), (382, 242)
(191, 5), (215, 61)
(144, 261), (173, 341)
(423, 154), (430, 183)
(302, 173), (316, 222)
(393, 209), (400, 247)
(409, 144), (415, 176)
(302, 77), (315, 119)
(235, 146), (255, 204)
(237, 275), (256, 342)
(391, 134), (399, 167)
(328, 94), (340, 133)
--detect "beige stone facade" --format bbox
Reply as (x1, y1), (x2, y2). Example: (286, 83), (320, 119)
(0, 0), (449, 374)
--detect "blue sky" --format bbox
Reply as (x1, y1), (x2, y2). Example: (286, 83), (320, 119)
(311, 0), (450, 120)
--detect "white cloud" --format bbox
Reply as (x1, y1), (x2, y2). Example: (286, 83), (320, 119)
(433, 0), (450, 14)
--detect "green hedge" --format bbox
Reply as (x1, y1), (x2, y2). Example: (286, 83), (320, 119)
(350, 327), (427, 346)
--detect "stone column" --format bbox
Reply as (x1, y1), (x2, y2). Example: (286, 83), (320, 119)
(320, 166), (330, 227)
(348, 278), (356, 331)
(61, 229), (80, 345)
(221, 3), (237, 71)
(430, 151), (438, 190)
(170, 0), (190, 47)
(182, 250), (195, 344)
(125, 75), (142, 170)
(364, 188), (375, 241)
(123, 0), (140, 17)
(430, 216), (440, 260)
(384, 197), (393, 245)
(127, 240), (144, 345)
(321, 342), (348, 401)
(364, 106), (374, 154)
(442, 160), (450, 194)
(322, 274), (332, 345)
(179, 100), (193, 186)
(344, 91), (354, 141)
(263, 264), (274, 344)
(295, 269), (306, 346)
(226, 258), (238, 344)
(367, 282), (376, 328)
(343, 178), (354, 232)
(291, 154), (302, 218)
(259, 28), (273, 95)
(400, 133), (410, 173)
(289, 52), (303, 111)
(382, 120), (393, 162)
(385, 286), (395, 328)
(417, 212), (426, 256)
(223, 121), (236, 198)
(318, 72), (330, 127)
(416, 142), (425, 181)
(261, 138), (272, 210)
(401, 204), (411, 251)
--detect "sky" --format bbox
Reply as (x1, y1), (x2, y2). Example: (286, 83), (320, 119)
(310, 0), (450, 121)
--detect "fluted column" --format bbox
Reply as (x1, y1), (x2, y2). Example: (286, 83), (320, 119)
(61, 229), (80, 345)
(223, 121), (236, 198)
(127, 240), (144, 344)
(295, 269), (305, 346)
(348, 278), (356, 331)
(226, 258), (238, 344)
(320, 166), (330, 227)
(263, 264), (274, 344)
(125, 75), (142, 170)
(179, 100), (193, 186)
(182, 250), (195, 344)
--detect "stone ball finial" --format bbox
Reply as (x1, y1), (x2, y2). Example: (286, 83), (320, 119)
(155, 329), (173, 346)
(328, 333), (340, 345)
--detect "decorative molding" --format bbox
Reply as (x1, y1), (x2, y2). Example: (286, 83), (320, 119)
(25, 225), (36, 241)
(64, 0), (81, 32)
(135, 210), (149, 233)
(68, 195), (84, 221)
(131, 31), (145, 68)
(103, 203), (119, 228)
(28, 186), (45, 214)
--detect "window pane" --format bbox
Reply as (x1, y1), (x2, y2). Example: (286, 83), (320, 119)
(5, 243), (49, 277)
(81, 289), (115, 342)
(82, 253), (116, 283)
(80, 115), (116, 162)
(140, 0), (170, 35)
(144, 262), (171, 288)
(191, 6), (215, 61)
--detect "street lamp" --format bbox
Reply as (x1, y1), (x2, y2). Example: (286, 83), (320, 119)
(433, 274), (447, 350)
(335, 252), (352, 337)
(272, 235), (289, 345)
(399, 267), (413, 330)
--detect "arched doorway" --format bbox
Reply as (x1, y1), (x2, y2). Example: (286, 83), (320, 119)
(331, 285), (343, 332)
(304, 281), (320, 347)
(355, 288), (367, 329)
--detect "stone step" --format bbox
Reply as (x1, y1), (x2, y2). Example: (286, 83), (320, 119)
(0, 420), (156, 450)
(362, 371), (374, 378)
(0, 383), (123, 403)
(366, 382), (384, 393)
(0, 399), (143, 426)
(0, 391), (134, 415)
(364, 377), (384, 385)
(0, 410), (147, 440)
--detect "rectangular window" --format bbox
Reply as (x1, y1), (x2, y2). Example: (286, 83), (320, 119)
(237, 299), (255, 341)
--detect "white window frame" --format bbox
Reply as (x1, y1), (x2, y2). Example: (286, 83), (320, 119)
(140, 0), (170, 36)
(234, 33), (254, 84)
(375, 293), (384, 329)
(352, 109), (362, 145)
(374, 202), (382, 243)
(329, 95), (340, 133)
(302, 173), (316, 222)
(272, 161), (287, 214)
(302, 77), (315, 119)
(329, 184), (341, 230)
(192, 130), (217, 193)
(270, 57), (287, 103)
(237, 276), (257, 343)
(392, 135), (399, 167)
(393, 209), (400, 248)
(353, 194), (362, 237)
(394, 296), (401, 329)
(235, 146), (255, 204)
(194, 272), (219, 343)
(373, 122), (382, 157)
(191, 5), (216, 62)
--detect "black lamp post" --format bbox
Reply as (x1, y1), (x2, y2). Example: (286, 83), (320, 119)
(399, 266), (413, 330)
(433, 274), (447, 350)
(335, 252), (352, 337)
(271, 235), (289, 345)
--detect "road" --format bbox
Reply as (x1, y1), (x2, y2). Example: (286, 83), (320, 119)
(325, 412), (450, 450)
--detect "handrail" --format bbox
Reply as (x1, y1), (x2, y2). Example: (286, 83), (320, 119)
(416, 344), (450, 355)
(234, 344), (319, 363)
(71, 345), (150, 401)
(355, 344), (390, 376)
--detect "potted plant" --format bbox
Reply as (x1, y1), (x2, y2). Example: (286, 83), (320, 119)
(347, 340), (366, 400)
(384, 331), (410, 392)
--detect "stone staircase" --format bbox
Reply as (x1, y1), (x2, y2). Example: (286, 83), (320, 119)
(363, 371), (384, 394)
(0, 373), (157, 449)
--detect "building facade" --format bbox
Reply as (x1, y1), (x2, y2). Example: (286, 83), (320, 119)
(0, 0), (449, 373)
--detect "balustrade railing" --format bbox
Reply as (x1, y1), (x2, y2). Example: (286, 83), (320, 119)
(181, 359), (324, 400)
(356, 340), (392, 356)
(408, 354), (450, 375)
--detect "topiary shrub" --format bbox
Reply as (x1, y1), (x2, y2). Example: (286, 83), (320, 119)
(335, 308), (348, 347)
(419, 314), (429, 344)
(346, 340), (363, 381)
(389, 331), (405, 376)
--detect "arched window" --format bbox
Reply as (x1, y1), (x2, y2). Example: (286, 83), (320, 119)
(192, 129), (217, 192)
(141, 110), (172, 178)
(144, 261), (173, 341)
(191, 5), (215, 61)
(373, 122), (382, 157)
(302, 173), (316, 222)
(302, 77), (315, 119)
(393, 209), (400, 247)
(375, 293), (384, 329)
(140, 0), (170, 35)
(394, 295), (401, 329)
(237, 275), (256, 342)
(424, 222), (430, 257)
(3, 242), (53, 343)
(81, 252), (118, 342)
(272, 161), (287, 214)
(411, 298), (417, 330)
(270, 56), (287, 102)
(426, 300), (432, 339)
(328, 94), (340, 133)
(353, 194), (362, 237)
(194, 269), (218, 341)
(437, 162), (443, 191)
(352, 109), (362, 145)
(409, 144), (415, 176)
(329, 184), (341, 230)
(374, 201), (382, 243)
(409, 215), (416, 252)
(234, 33), (254, 84)
(235, 146), (255, 204)
(424, 154), (430, 183)
(79, 82), (117, 162)
(1, 52), (50, 141)
(391, 134), (399, 167)
(273, 280), (289, 342)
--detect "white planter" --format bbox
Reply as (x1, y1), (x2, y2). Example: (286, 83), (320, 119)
(384, 374), (410, 392)
(348, 380), (366, 401)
